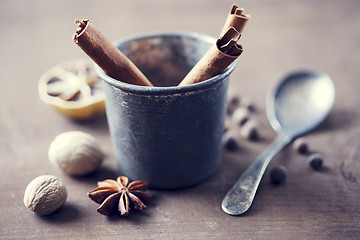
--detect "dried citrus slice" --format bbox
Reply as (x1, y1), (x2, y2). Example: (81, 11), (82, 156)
(38, 59), (105, 120)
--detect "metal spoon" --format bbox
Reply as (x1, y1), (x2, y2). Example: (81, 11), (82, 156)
(222, 71), (335, 215)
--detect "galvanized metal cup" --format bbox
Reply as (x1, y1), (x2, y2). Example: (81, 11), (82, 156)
(96, 32), (236, 189)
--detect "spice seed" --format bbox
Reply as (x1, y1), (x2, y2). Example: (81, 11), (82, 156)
(270, 165), (287, 184)
(308, 153), (323, 170)
(232, 107), (250, 126)
(227, 94), (240, 115)
(293, 137), (308, 154)
(240, 96), (255, 111)
(240, 119), (259, 141)
(222, 131), (239, 151)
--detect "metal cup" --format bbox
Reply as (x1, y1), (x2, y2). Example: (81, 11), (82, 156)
(96, 32), (236, 189)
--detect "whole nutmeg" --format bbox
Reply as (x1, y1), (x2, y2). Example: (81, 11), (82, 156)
(48, 131), (104, 175)
(24, 175), (67, 215)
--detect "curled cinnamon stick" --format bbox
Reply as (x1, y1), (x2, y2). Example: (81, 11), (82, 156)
(178, 4), (249, 87)
(220, 4), (250, 36)
(178, 28), (243, 86)
(73, 19), (153, 87)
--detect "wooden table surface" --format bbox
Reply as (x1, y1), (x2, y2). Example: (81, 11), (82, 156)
(1, 0), (360, 239)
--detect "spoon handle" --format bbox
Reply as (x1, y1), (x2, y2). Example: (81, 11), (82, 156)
(222, 132), (292, 215)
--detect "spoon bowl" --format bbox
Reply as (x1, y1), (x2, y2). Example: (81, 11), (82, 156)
(268, 71), (335, 136)
(222, 70), (335, 215)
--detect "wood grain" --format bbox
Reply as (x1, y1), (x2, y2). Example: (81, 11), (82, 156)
(1, 0), (359, 239)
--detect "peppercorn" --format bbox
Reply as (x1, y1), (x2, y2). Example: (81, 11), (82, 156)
(240, 96), (255, 111)
(222, 131), (239, 151)
(223, 126), (229, 134)
(240, 119), (259, 141)
(270, 165), (287, 184)
(232, 106), (250, 126)
(308, 153), (323, 170)
(293, 137), (308, 154)
(227, 94), (240, 115)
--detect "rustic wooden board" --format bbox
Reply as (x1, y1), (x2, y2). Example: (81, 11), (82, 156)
(1, 0), (359, 239)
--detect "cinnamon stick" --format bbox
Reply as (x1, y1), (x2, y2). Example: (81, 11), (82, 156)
(72, 19), (153, 87)
(178, 5), (249, 86)
(178, 27), (243, 86)
(220, 4), (250, 36)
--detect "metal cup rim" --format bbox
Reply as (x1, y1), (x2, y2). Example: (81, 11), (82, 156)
(95, 31), (236, 95)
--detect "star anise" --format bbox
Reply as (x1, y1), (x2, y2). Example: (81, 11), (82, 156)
(88, 176), (151, 216)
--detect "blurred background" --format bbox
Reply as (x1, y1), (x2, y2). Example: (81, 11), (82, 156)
(1, 0), (360, 239)
(1, 0), (359, 109)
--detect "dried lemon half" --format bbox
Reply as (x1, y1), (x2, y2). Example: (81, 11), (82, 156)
(38, 59), (105, 120)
